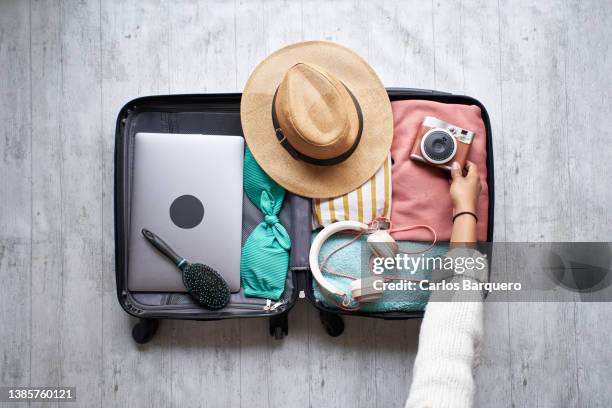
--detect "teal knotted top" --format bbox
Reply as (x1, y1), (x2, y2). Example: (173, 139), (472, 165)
(240, 148), (291, 300)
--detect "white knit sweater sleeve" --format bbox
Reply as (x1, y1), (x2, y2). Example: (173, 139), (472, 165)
(405, 248), (487, 408)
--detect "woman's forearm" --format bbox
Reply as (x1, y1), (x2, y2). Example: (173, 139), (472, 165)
(450, 213), (477, 243)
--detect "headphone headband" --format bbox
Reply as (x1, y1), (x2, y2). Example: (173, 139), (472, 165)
(309, 221), (369, 297)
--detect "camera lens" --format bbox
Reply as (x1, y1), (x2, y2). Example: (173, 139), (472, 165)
(421, 129), (457, 164)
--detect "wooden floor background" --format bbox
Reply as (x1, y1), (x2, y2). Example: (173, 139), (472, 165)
(1, 0), (611, 407)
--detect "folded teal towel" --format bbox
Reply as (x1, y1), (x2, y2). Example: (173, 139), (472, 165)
(312, 232), (449, 312)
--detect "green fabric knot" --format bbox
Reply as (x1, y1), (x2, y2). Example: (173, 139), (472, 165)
(240, 148), (292, 300)
(262, 197), (290, 251)
(264, 214), (278, 226)
(264, 215), (279, 227)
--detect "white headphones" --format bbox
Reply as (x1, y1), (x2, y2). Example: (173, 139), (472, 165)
(309, 220), (401, 306)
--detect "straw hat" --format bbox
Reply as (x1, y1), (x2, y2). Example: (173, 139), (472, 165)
(240, 41), (393, 198)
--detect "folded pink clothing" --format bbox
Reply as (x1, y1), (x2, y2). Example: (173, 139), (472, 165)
(389, 100), (489, 241)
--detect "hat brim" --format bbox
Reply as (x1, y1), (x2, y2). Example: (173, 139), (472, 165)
(241, 41), (393, 198)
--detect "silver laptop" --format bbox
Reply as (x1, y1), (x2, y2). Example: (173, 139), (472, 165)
(128, 132), (243, 293)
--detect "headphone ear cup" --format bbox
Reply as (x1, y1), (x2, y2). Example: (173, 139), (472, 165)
(351, 276), (384, 303)
(367, 231), (399, 259)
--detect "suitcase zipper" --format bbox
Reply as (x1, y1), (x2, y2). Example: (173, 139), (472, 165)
(263, 299), (286, 312)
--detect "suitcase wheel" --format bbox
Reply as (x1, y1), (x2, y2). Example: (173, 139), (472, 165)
(319, 310), (344, 337)
(269, 312), (288, 340)
(272, 326), (284, 340)
(132, 318), (159, 344)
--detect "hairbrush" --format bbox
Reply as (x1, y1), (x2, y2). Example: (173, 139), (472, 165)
(141, 228), (230, 310)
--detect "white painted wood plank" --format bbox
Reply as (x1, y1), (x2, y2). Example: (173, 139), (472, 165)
(373, 319), (421, 408)
(0, 0), (32, 399)
(262, 0), (303, 54)
(498, 1), (573, 241)
(431, 0), (465, 93)
(99, 1), (172, 407)
(498, 1), (579, 407)
(564, 0), (612, 237)
(237, 316), (270, 408)
(268, 301), (310, 408)
(301, 0), (369, 56)
(235, 0), (266, 89)
(55, 0), (104, 406)
(367, 0), (435, 89)
(167, 320), (241, 408)
(166, 3), (241, 407)
(306, 312), (378, 408)
(565, 1), (612, 407)
(29, 2), (64, 407)
(168, 0), (237, 93)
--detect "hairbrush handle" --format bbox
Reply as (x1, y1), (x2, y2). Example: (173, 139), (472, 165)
(141, 228), (185, 268)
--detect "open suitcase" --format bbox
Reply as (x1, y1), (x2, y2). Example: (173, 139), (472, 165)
(114, 88), (494, 343)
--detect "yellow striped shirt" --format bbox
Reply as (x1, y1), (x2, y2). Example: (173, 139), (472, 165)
(313, 155), (392, 229)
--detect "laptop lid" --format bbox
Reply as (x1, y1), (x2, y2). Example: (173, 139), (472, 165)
(128, 132), (243, 293)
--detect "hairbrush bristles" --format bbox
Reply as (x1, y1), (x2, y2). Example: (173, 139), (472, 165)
(182, 263), (231, 310)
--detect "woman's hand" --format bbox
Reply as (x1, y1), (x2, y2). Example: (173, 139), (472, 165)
(449, 161), (481, 244)
(450, 161), (481, 214)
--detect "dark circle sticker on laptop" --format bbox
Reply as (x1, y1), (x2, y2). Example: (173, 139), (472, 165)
(170, 194), (204, 229)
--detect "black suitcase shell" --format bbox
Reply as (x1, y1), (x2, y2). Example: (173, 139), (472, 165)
(114, 88), (494, 342)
